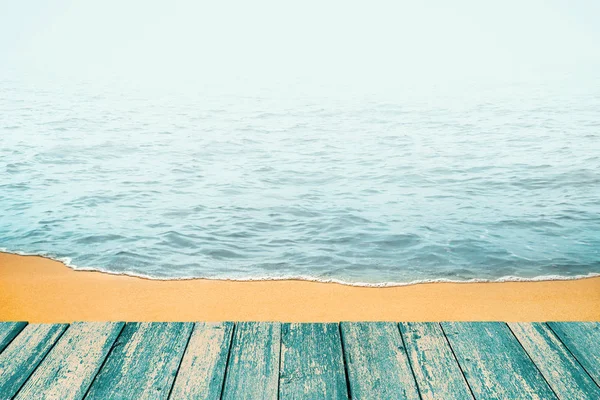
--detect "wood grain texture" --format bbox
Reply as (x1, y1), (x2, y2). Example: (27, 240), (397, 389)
(2, 320), (598, 399)
(15, 322), (124, 400)
(169, 322), (234, 400)
(222, 322), (281, 400)
(509, 322), (600, 399)
(0, 322), (27, 353)
(399, 322), (473, 400)
(442, 322), (556, 400)
(341, 322), (419, 399)
(279, 323), (348, 399)
(0, 323), (67, 398)
(85, 322), (193, 400)
(547, 322), (600, 387)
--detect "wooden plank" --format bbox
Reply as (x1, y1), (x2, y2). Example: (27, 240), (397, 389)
(169, 322), (234, 400)
(399, 322), (473, 400)
(0, 322), (27, 353)
(15, 322), (124, 400)
(441, 322), (556, 399)
(279, 323), (348, 399)
(222, 322), (281, 400)
(340, 322), (419, 399)
(85, 322), (194, 400)
(509, 322), (600, 399)
(0, 323), (67, 398)
(547, 322), (600, 386)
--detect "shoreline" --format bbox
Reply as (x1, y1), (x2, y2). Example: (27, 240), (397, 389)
(3, 249), (599, 287)
(1, 252), (599, 322)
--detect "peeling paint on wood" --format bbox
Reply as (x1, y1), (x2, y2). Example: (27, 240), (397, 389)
(279, 323), (348, 399)
(15, 322), (124, 400)
(0, 323), (67, 398)
(169, 322), (234, 400)
(341, 322), (419, 399)
(547, 322), (600, 387)
(85, 322), (194, 400)
(399, 322), (473, 400)
(509, 322), (600, 399)
(442, 322), (556, 400)
(2, 321), (598, 399)
(0, 322), (27, 353)
(222, 322), (281, 400)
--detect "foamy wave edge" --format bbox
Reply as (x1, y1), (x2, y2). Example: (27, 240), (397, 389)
(3, 248), (600, 287)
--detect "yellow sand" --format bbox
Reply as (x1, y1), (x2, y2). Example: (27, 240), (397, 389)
(1, 252), (599, 322)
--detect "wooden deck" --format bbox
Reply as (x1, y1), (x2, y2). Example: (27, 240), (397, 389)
(0, 322), (599, 399)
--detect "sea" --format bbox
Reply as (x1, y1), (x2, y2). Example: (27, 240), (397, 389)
(1, 74), (599, 286)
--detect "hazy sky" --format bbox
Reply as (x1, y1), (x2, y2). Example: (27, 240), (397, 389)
(1, 1), (599, 93)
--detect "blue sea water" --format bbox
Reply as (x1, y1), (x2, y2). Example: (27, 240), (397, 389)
(1, 76), (600, 285)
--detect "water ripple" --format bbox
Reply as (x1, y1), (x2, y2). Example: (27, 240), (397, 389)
(1, 80), (600, 284)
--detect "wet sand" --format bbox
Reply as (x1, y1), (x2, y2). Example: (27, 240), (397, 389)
(1, 252), (599, 322)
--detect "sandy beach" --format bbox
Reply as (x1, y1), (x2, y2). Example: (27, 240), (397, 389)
(1, 252), (599, 323)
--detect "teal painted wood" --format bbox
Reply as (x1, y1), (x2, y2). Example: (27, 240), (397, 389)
(169, 322), (234, 400)
(509, 322), (600, 399)
(15, 322), (124, 400)
(85, 322), (194, 400)
(222, 322), (281, 400)
(0, 323), (67, 398)
(340, 322), (419, 399)
(0, 322), (27, 353)
(399, 322), (473, 400)
(279, 323), (348, 399)
(547, 322), (600, 387)
(442, 322), (556, 399)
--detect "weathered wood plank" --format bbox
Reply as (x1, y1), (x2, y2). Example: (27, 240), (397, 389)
(222, 322), (281, 400)
(399, 322), (473, 400)
(85, 322), (194, 400)
(509, 322), (600, 399)
(340, 322), (419, 399)
(15, 322), (124, 400)
(169, 322), (234, 400)
(0, 322), (27, 353)
(547, 322), (600, 387)
(279, 323), (348, 399)
(0, 323), (67, 398)
(442, 322), (556, 399)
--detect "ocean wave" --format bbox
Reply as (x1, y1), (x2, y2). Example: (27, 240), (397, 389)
(2, 80), (600, 284)
(2, 248), (600, 288)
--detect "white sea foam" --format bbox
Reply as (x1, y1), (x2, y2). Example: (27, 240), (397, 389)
(3, 248), (599, 288)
